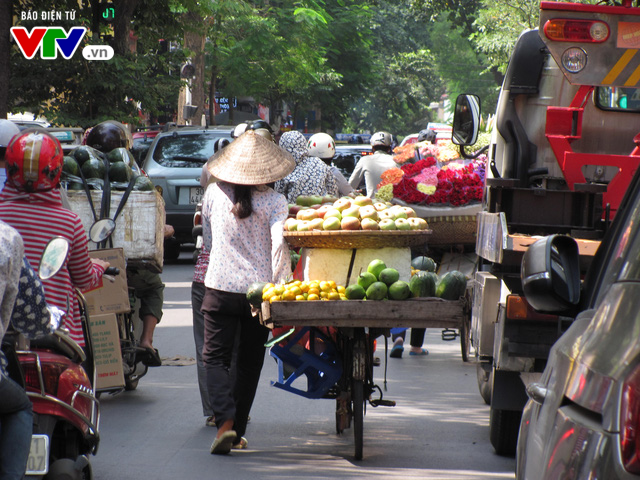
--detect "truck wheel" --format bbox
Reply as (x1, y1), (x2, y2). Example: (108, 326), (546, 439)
(489, 406), (521, 456)
(476, 363), (492, 405)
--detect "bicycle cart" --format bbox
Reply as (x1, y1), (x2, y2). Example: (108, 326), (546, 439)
(259, 228), (471, 460)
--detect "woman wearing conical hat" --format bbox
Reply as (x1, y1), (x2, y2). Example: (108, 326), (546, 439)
(200, 130), (294, 454)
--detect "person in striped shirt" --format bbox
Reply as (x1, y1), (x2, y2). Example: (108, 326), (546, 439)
(0, 129), (109, 348)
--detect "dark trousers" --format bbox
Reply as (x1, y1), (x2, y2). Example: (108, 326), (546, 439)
(201, 288), (269, 439)
(0, 375), (33, 479)
(392, 328), (426, 348)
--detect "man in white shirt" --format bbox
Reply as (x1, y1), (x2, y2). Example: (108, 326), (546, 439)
(348, 131), (397, 198)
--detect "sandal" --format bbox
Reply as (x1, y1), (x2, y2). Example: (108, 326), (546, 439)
(210, 430), (237, 455)
(232, 437), (248, 450)
(205, 416), (216, 427)
(390, 344), (404, 358)
(409, 348), (429, 356)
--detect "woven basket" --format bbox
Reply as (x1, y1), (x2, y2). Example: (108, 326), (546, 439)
(283, 229), (432, 249)
(426, 216), (477, 245)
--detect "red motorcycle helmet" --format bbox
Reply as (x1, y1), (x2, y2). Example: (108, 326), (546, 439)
(5, 128), (64, 192)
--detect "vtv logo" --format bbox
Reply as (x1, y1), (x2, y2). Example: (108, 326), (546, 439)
(11, 26), (87, 59)
(10, 26), (115, 60)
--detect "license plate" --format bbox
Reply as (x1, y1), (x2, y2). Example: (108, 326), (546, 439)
(50, 131), (74, 141)
(26, 435), (49, 475)
(189, 186), (204, 204)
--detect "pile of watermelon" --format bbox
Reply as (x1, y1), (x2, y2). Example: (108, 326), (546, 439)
(62, 145), (154, 192)
(410, 255), (468, 300)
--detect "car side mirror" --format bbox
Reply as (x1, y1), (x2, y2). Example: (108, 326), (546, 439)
(521, 235), (581, 312)
(452, 94), (481, 146)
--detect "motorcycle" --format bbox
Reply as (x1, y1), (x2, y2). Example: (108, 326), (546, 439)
(1, 224), (116, 479)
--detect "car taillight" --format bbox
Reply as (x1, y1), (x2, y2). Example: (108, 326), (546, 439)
(544, 19), (610, 43)
(21, 358), (67, 396)
(193, 211), (201, 226)
(621, 366), (640, 473)
(505, 294), (559, 321)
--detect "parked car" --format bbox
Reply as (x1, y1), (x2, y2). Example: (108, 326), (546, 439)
(48, 127), (85, 154)
(515, 160), (640, 478)
(142, 125), (234, 259)
(332, 144), (372, 182)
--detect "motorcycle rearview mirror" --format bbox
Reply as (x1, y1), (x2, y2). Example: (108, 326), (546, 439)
(89, 218), (116, 243)
(39, 237), (70, 280)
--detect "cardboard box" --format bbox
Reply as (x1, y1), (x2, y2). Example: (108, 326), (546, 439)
(65, 190), (165, 272)
(84, 248), (130, 315)
(89, 313), (125, 390)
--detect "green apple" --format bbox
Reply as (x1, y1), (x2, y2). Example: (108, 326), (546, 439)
(342, 205), (361, 218)
(297, 220), (310, 231)
(401, 206), (417, 218)
(284, 218), (300, 231)
(361, 218), (380, 230)
(395, 218), (411, 230)
(308, 217), (325, 230)
(322, 216), (341, 230)
(408, 217), (428, 230)
(353, 195), (374, 207)
(379, 219), (397, 230)
(341, 216), (361, 230)
(323, 208), (342, 220)
(360, 205), (378, 221)
(333, 197), (352, 212)
(378, 209), (395, 221)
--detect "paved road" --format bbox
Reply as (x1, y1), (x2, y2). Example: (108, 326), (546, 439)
(91, 254), (516, 479)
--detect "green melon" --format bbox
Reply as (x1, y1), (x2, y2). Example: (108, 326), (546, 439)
(435, 271), (468, 300)
(108, 161), (133, 183)
(246, 282), (268, 308)
(378, 268), (400, 286)
(365, 281), (388, 300)
(388, 280), (410, 300)
(411, 256), (437, 272)
(80, 157), (106, 179)
(345, 284), (366, 300)
(409, 271), (437, 298)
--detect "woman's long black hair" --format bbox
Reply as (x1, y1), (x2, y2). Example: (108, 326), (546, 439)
(231, 184), (253, 219)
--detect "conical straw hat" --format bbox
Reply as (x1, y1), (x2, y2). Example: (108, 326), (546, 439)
(207, 130), (295, 185)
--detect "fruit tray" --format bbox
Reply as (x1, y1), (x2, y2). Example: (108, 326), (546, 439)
(282, 229), (433, 249)
(260, 297), (467, 329)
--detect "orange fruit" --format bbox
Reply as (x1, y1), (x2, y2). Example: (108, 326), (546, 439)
(328, 280), (337, 289)
(269, 295), (281, 303)
(328, 291), (340, 300)
(319, 281), (332, 292)
(282, 290), (296, 301)
(263, 287), (276, 300)
(308, 287), (320, 296)
(307, 293), (320, 301)
(263, 283), (274, 292)
(295, 295), (306, 301)
(320, 291), (329, 299)
(274, 285), (285, 295)
(337, 285), (346, 294)
(290, 286), (302, 296)
(300, 282), (310, 293)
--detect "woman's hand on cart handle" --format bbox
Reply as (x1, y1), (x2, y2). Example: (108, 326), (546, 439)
(104, 267), (119, 276)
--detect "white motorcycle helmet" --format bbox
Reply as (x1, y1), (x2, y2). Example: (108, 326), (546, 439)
(0, 119), (20, 151)
(370, 131), (392, 148)
(308, 133), (335, 160)
(232, 122), (249, 138)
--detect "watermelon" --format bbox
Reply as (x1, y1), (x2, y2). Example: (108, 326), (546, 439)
(107, 147), (136, 167)
(81, 157), (106, 179)
(133, 176), (154, 191)
(411, 256), (437, 272)
(72, 145), (103, 167)
(435, 271), (468, 300)
(109, 161), (133, 183)
(246, 282), (268, 308)
(62, 156), (80, 177)
(409, 271), (437, 298)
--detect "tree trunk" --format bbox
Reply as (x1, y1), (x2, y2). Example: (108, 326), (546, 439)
(0, 0), (12, 118)
(112, 0), (141, 56)
(183, 13), (206, 125)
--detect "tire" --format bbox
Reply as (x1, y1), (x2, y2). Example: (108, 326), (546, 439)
(45, 458), (82, 480)
(352, 379), (364, 460)
(489, 406), (521, 456)
(476, 363), (492, 405)
(460, 316), (470, 362)
(124, 374), (139, 391)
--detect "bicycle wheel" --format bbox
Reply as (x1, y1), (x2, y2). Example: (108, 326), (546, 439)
(352, 378), (364, 460)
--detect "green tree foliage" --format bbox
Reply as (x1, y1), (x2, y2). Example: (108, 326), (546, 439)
(7, 0), (186, 127)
